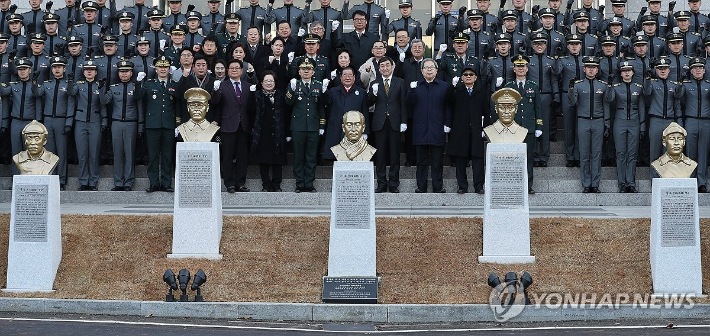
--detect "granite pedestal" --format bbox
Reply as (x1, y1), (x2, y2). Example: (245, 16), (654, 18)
(4, 175), (62, 292)
(650, 178), (702, 295)
(479, 143), (535, 264)
(168, 142), (223, 260)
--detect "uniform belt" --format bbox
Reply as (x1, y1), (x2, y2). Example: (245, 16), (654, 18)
(12, 117), (34, 121)
(44, 115), (67, 118)
(617, 108), (638, 111)
(649, 115), (673, 119)
(112, 118), (138, 122)
(577, 116), (603, 119)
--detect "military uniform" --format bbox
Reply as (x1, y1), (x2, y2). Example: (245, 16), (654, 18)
(438, 51), (481, 85)
(636, 10), (669, 38)
(303, 3), (344, 41)
(36, 56), (73, 186)
(568, 57), (610, 192)
(0, 60), (41, 161)
(201, 9), (226, 37)
(284, 61), (324, 192)
(130, 53), (156, 81)
(675, 58), (710, 190)
(499, 7), (533, 35)
(55, 4), (83, 37)
(532, 27), (565, 57)
(42, 13), (66, 58)
(554, 34), (585, 164)
(344, 1), (389, 41)
(101, 61), (143, 190)
(143, 9), (170, 58)
(606, 63), (646, 192)
(162, 11), (187, 34)
(643, 58), (682, 173)
(527, 34), (558, 166)
(235, 4), (267, 38)
(21, 8), (46, 34)
(27, 33), (51, 82)
(115, 12), (139, 58)
(136, 56), (179, 191)
(388, 9), (422, 40)
(120, 3), (150, 35)
(564, 7), (603, 35)
(71, 2), (104, 49)
(425, 9), (461, 54)
(599, 15), (635, 37)
(67, 60), (107, 190)
(465, 11), (492, 59)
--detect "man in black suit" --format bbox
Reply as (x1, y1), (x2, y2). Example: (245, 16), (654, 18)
(396, 38), (425, 166)
(177, 55), (216, 122)
(211, 59), (253, 193)
(244, 26), (270, 65)
(336, 10), (376, 70)
(368, 56), (407, 193)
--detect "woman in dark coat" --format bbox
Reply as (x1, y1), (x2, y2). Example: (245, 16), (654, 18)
(250, 70), (288, 192)
(447, 66), (490, 194)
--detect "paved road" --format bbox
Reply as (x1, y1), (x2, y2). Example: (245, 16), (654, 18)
(2, 313), (710, 335)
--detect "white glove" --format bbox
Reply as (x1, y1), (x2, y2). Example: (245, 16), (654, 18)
(286, 137), (292, 142)
(496, 77), (503, 87)
(170, 66), (177, 72)
(673, 26), (680, 33)
(250, 84), (256, 91)
(363, 134), (368, 140)
(288, 51), (294, 63)
(175, 128), (179, 137)
(452, 76), (459, 86)
(290, 78), (297, 90)
(444, 125), (451, 133)
(136, 72), (146, 81)
(297, 28), (306, 37)
(159, 39), (166, 50)
(330, 69), (337, 79)
(322, 78), (330, 91)
(410, 81), (417, 89)
(269, 55), (275, 63)
(213, 80), (221, 90)
(481, 131), (486, 138)
(385, 9), (390, 18)
(400, 123), (407, 132)
(371, 83), (379, 95)
(439, 44), (447, 53)
(207, 70), (212, 75)
(399, 52), (405, 63)
(331, 20), (340, 31)
(535, 130), (542, 138)
(319, 129), (325, 135)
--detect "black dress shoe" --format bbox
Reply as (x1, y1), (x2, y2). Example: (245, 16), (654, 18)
(414, 188), (425, 193)
(626, 186), (637, 193)
(700, 185), (708, 193)
(457, 189), (467, 194)
(111, 186), (124, 191)
(566, 161), (575, 167)
(528, 187), (535, 195)
(475, 188), (485, 194)
(274, 187), (282, 192)
(389, 187), (400, 193)
(161, 186), (174, 192)
(60, 184), (66, 191)
(539, 162), (548, 167)
(295, 187), (302, 193)
(79, 185), (88, 191)
(88, 186), (97, 191)
(533, 161), (540, 167)
(227, 186), (236, 193)
(124, 187), (132, 191)
(582, 187), (591, 193)
(237, 186), (250, 192)
(592, 187), (601, 193)
(261, 188), (269, 192)
(375, 186), (387, 193)
(146, 185), (159, 192)
(309, 187), (317, 192)
(433, 189), (446, 193)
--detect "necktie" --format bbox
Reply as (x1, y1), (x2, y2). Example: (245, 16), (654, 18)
(384, 78), (390, 95)
(161, 81), (166, 88)
(234, 81), (242, 103)
(468, 87), (472, 96)
(518, 81), (523, 90)
(305, 82), (310, 91)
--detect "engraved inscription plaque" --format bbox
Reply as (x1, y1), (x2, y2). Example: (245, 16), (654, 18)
(489, 152), (526, 209)
(13, 184), (48, 242)
(322, 277), (378, 303)
(334, 170), (370, 229)
(661, 188), (697, 247)
(178, 150), (212, 208)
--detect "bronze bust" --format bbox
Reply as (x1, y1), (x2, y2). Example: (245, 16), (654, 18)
(177, 87), (220, 142)
(484, 88), (527, 143)
(652, 122), (697, 178)
(330, 111), (377, 161)
(12, 120), (59, 175)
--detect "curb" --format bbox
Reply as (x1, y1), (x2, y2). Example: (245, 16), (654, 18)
(0, 298), (708, 322)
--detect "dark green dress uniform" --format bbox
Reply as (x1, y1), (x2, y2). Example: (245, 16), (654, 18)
(216, 13), (247, 60)
(503, 55), (543, 192)
(287, 34), (330, 81)
(437, 33), (482, 84)
(136, 56), (180, 191)
(284, 60), (325, 192)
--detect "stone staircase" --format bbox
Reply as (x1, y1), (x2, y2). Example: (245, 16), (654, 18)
(0, 136), (707, 206)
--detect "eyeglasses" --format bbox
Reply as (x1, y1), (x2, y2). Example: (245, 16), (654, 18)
(353, 18), (367, 21)
(372, 46), (385, 50)
(229, 66), (242, 70)
(462, 73), (475, 76)
(422, 66), (436, 70)
(262, 79), (275, 83)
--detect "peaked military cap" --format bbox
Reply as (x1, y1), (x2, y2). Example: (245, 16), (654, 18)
(399, 0), (413, 7)
(492, 88), (522, 105)
(102, 35), (119, 44)
(452, 32), (469, 43)
(566, 33), (582, 43)
(641, 15), (657, 24)
(298, 57), (314, 69)
(610, 0), (626, 5)
(632, 34), (650, 45)
(154, 55), (171, 67)
(663, 122), (686, 137)
(467, 9), (484, 19)
(0, 33), (9, 42)
(619, 61), (633, 71)
(666, 32), (684, 43)
(147, 9), (165, 18)
(502, 10), (517, 20)
(118, 12), (135, 21)
(171, 25), (186, 34)
(704, 35), (710, 45)
(83, 60), (98, 69)
(7, 13), (23, 23)
(225, 13), (241, 22)
(303, 33), (321, 44)
(512, 54), (529, 65)
(81, 1), (99, 11)
(675, 11), (691, 20)
(67, 35), (83, 45)
(531, 32), (548, 43)
(582, 56), (600, 66)
(495, 33), (512, 43)
(599, 35), (617, 45)
(437, 0), (453, 4)
(573, 11), (590, 21)
(207, 0), (221, 3)
(608, 16), (623, 25)
(136, 36), (151, 44)
(187, 11), (202, 21)
(539, 8), (556, 17)
(15, 58), (32, 69)
(50, 56), (67, 66)
(30, 33), (47, 43)
(689, 57), (705, 68)
(646, 0), (661, 3)
(655, 57), (671, 68)
(43, 13), (59, 23)
(117, 60), (135, 71)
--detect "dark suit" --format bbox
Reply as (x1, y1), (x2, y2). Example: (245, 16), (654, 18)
(448, 82), (490, 192)
(396, 56), (425, 165)
(337, 30), (377, 70)
(368, 75), (406, 190)
(322, 85), (369, 160)
(257, 54), (289, 91)
(211, 78), (253, 189)
(244, 43), (271, 66)
(176, 73), (216, 122)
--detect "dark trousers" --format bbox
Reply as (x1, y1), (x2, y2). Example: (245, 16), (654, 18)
(146, 128), (174, 188)
(373, 121), (401, 189)
(454, 156), (484, 191)
(525, 133), (535, 188)
(44, 116), (68, 185)
(259, 164), (283, 190)
(292, 130), (319, 189)
(220, 127), (249, 188)
(535, 93), (552, 163)
(404, 119), (416, 165)
(415, 145), (444, 192)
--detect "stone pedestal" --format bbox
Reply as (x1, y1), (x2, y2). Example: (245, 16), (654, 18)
(323, 161), (378, 303)
(650, 178), (702, 295)
(4, 175), (61, 292)
(479, 143), (535, 264)
(168, 142), (223, 260)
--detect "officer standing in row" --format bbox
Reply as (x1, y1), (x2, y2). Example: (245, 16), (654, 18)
(344, 0), (389, 41)
(202, 0), (226, 36)
(437, 32), (480, 85)
(527, 32), (557, 167)
(465, 9), (492, 60)
(72, 1), (103, 50)
(144, 9), (170, 58)
(27, 33), (51, 82)
(533, 8), (565, 57)
(35, 56), (73, 190)
(569, 56), (609, 193)
(101, 60), (143, 191)
(43, 13), (66, 57)
(120, 0), (149, 35)
(388, 0), (421, 40)
(236, 0), (267, 37)
(598, 0), (634, 36)
(116, 12), (138, 58)
(65, 36), (85, 80)
(644, 57), (682, 177)
(426, 0), (461, 55)
(605, 61), (645, 193)
(555, 33), (585, 167)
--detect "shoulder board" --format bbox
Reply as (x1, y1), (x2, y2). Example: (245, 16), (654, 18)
(77, 81), (85, 84)
(110, 83), (119, 87)
(634, 83), (643, 87)
(598, 80), (608, 85)
(574, 79), (583, 84)
(545, 55), (555, 60)
(692, 32), (701, 37)
(649, 78), (658, 81)
(43, 80), (51, 83)
(146, 79), (157, 82)
(683, 80), (692, 83)
(0, 83), (6, 87)
(613, 83), (621, 86)
(620, 36), (630, 41)
(527, 80), (537, 85)
(313, 79), (322, 85)
(9, 81), (17, 84)
(589, 34), (597, 38)
(670, 81), (679, 85)
(624, 56), (635, 60)
(94, 55), (102, 59)
(488, 56), (496, 60)
(504, 81), (514, 86)
(658, 37), (666, 41)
